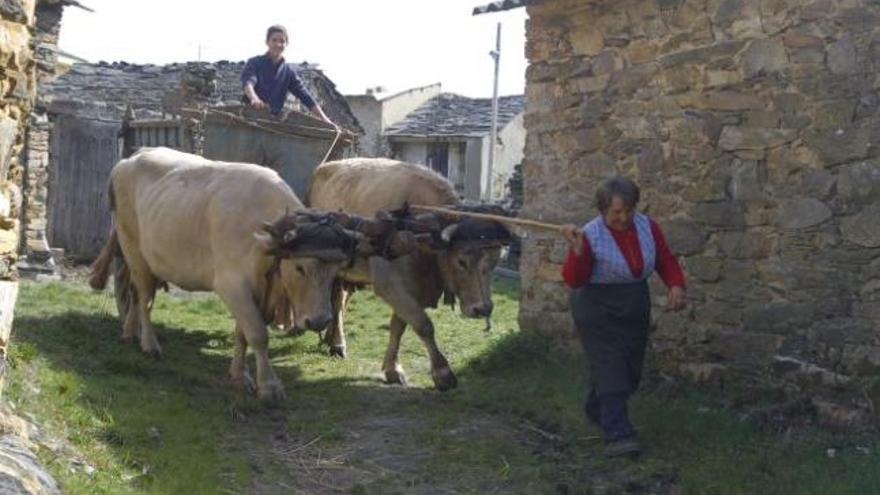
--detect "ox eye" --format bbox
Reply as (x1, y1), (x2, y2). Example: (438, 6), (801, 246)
(295, 264), (305, 275)
(458, 259), (468, 270)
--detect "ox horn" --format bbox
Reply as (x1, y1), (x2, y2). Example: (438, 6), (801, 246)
(441, 223), (460, 243)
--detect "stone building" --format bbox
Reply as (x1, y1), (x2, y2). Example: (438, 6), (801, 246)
(385, 93), (526, 201)
(0, 0), (73, 280)
(476, 0), (880, 425)
(3, 0), (87, 270)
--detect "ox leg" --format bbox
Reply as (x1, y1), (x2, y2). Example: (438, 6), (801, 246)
(323, 282), (348, 358)
(399, 307), (457, 391)
(120, 287), (139, 343)
(228, 324), (256, 394)
(115, 259), (140, 343)
(217, 283), (285, 402)
(374, 287), (457, 391)
(134, 282), (161, 358)
(113, 236), (161, 357)
(125, 262), (161, 358)
(381, 314), (408, 386)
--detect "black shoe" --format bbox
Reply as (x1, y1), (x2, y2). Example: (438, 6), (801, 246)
(603, 437), (642, 458)
(585, 407), (601, 427)
(584, 393), (601, 427)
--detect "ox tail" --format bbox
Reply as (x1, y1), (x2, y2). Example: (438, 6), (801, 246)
(89, 228), (120, 290)
(90, 170), (121, 290)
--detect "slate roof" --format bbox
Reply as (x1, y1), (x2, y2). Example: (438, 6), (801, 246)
(472, 0), (537, 15)
(39, 60), (362, 132)
(384, 93), (525, 138)
(40, 0), (93, 9)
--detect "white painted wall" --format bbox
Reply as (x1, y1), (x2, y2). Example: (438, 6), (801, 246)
(396, 142), (428, 166)
(347, 83), (441, 158)
(464, 137), (484, 201)
(469, 112), (526, 202)
(381, 83), (441, 129)
(492, 112), (526, 200)
(447, 142), (466, 196)
(345, 94), (381, 156)
(388, 112), (525, 203)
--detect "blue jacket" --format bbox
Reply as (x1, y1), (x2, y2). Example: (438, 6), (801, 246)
(240, 55), (317, 115)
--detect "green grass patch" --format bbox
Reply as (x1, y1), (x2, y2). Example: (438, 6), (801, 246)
(6, 278), (880, 494)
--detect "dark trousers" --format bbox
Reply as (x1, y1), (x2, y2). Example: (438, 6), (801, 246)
(571, 282), (650, 441)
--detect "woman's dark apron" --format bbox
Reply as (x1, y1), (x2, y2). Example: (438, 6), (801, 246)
(571, 281), (651, 398)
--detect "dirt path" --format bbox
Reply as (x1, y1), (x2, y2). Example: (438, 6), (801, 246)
(228, 388), (679, 495)
(240, 409), (551, 493)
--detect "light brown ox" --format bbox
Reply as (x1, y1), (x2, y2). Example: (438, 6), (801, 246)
(90, 147), (361, 401)
(307, 158), (510, 391)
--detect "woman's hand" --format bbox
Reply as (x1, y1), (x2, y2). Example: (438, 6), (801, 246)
(249, 97), (267, 110)
(562, 224), (584, 255)
(667, 286), (686, 311)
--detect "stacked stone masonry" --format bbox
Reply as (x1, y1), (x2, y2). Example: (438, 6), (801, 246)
(0, 0), (41, 279)
(0, 1), (64, 492)
(518, 0), (880, 425)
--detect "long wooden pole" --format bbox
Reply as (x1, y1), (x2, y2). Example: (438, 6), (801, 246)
(486, 22), (501, 200)
(409, 204), (568, 233)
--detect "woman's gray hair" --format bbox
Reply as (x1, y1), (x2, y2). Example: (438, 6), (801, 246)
(595, 176), (640, 212)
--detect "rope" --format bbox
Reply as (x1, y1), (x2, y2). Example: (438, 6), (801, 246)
(319, 126), (343, 165)
(180, 107), (352, 142)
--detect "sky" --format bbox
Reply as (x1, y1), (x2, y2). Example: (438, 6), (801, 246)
(57, 0), (529, 98)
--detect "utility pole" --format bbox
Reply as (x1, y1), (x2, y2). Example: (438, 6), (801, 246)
(485, 22), (501, 200)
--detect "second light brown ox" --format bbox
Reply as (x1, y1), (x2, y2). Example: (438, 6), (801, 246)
(308, 158), (511, 390)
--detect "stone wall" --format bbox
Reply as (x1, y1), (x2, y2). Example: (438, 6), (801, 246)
(21, 115), (48, 256)
(0, 1), (63, 492)
(0, 0), (40, 279)
(4, 0), (64, 270)
(518, 0), (880, 425)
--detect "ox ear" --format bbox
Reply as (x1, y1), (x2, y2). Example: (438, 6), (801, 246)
(282, 229), (298, 245)
(441, 223), (460, 244)
(254, 231), (277, 252)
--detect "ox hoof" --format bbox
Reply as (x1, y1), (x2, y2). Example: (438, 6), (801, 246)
(329, 345), (347, 359)
(432, 367), (458, 392)
(143, 348), (163, 361)
(258, 381), (287, 403)
(383, 367), (408, 387)
(140, 338), (163, 360)
(230, 372), (257, 395)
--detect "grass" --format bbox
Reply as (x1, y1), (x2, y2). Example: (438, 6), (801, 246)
(5, 277), (880, 494)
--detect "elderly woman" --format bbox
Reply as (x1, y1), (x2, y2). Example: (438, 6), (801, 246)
(562, 176), (686, 458)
